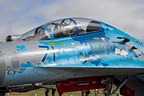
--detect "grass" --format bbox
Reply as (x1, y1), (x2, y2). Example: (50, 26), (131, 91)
(6, 88), (121, 96)
(5, 85), (121, 96)
(6, 89), (102, 96)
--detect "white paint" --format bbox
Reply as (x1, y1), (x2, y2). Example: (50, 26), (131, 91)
(115, 48), (128, 57)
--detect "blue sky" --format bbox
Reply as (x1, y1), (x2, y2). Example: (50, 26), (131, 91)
(0, 0), (144, 42)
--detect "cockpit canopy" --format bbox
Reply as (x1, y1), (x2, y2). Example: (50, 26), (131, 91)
(20, 18), (103, 41)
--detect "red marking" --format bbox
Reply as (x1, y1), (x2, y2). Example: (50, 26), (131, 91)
(120, 86), (135, 96)
(114, 78), (135, 96)
(56, 76), (105, 93)
(101, 37), (106, 42)
(56, 76), (135, 96)
(71, 42), (76, 47)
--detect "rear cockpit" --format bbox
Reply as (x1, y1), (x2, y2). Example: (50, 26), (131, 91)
(20, 18), (111, 41)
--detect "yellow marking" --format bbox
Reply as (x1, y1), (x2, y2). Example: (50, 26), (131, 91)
(81, 56), (85, 59)
(58, 42), (65, 46)
(120, 49), (123, 52)
(48, 42), (54, 46)
(93, 37), (100, 40)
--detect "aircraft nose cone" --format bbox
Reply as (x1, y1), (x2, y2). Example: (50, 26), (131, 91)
(0, 50), (5, 86)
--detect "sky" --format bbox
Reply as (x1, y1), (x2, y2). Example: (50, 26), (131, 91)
(0, 0), (144, 42)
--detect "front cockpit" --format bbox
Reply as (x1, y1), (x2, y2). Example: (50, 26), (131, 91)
(20, 27), (50, 41)
(20, 18), (105, 41)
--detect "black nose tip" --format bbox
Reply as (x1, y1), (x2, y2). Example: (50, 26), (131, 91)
(0, 50), (5, 86)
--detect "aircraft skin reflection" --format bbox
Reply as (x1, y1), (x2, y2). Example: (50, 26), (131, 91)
(0, 17), (144, 96)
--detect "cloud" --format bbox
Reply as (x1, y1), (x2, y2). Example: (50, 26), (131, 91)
(0, 0), (144, 42)
(30, 0), (144, 41)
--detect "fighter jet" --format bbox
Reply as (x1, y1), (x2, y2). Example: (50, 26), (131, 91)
(0, 17), (144, 96)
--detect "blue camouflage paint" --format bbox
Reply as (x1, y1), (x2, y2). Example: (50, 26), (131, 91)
(2, 17), (144, 87)
(38, 45), (49, 62)
(51, 46), (56, 62)
(16, 45), (27, 52)
(31, 18), (144, 68)
(20, 62), (33, 67)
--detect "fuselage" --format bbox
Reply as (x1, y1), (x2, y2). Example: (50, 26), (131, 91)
(0, 18), (144, 87)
